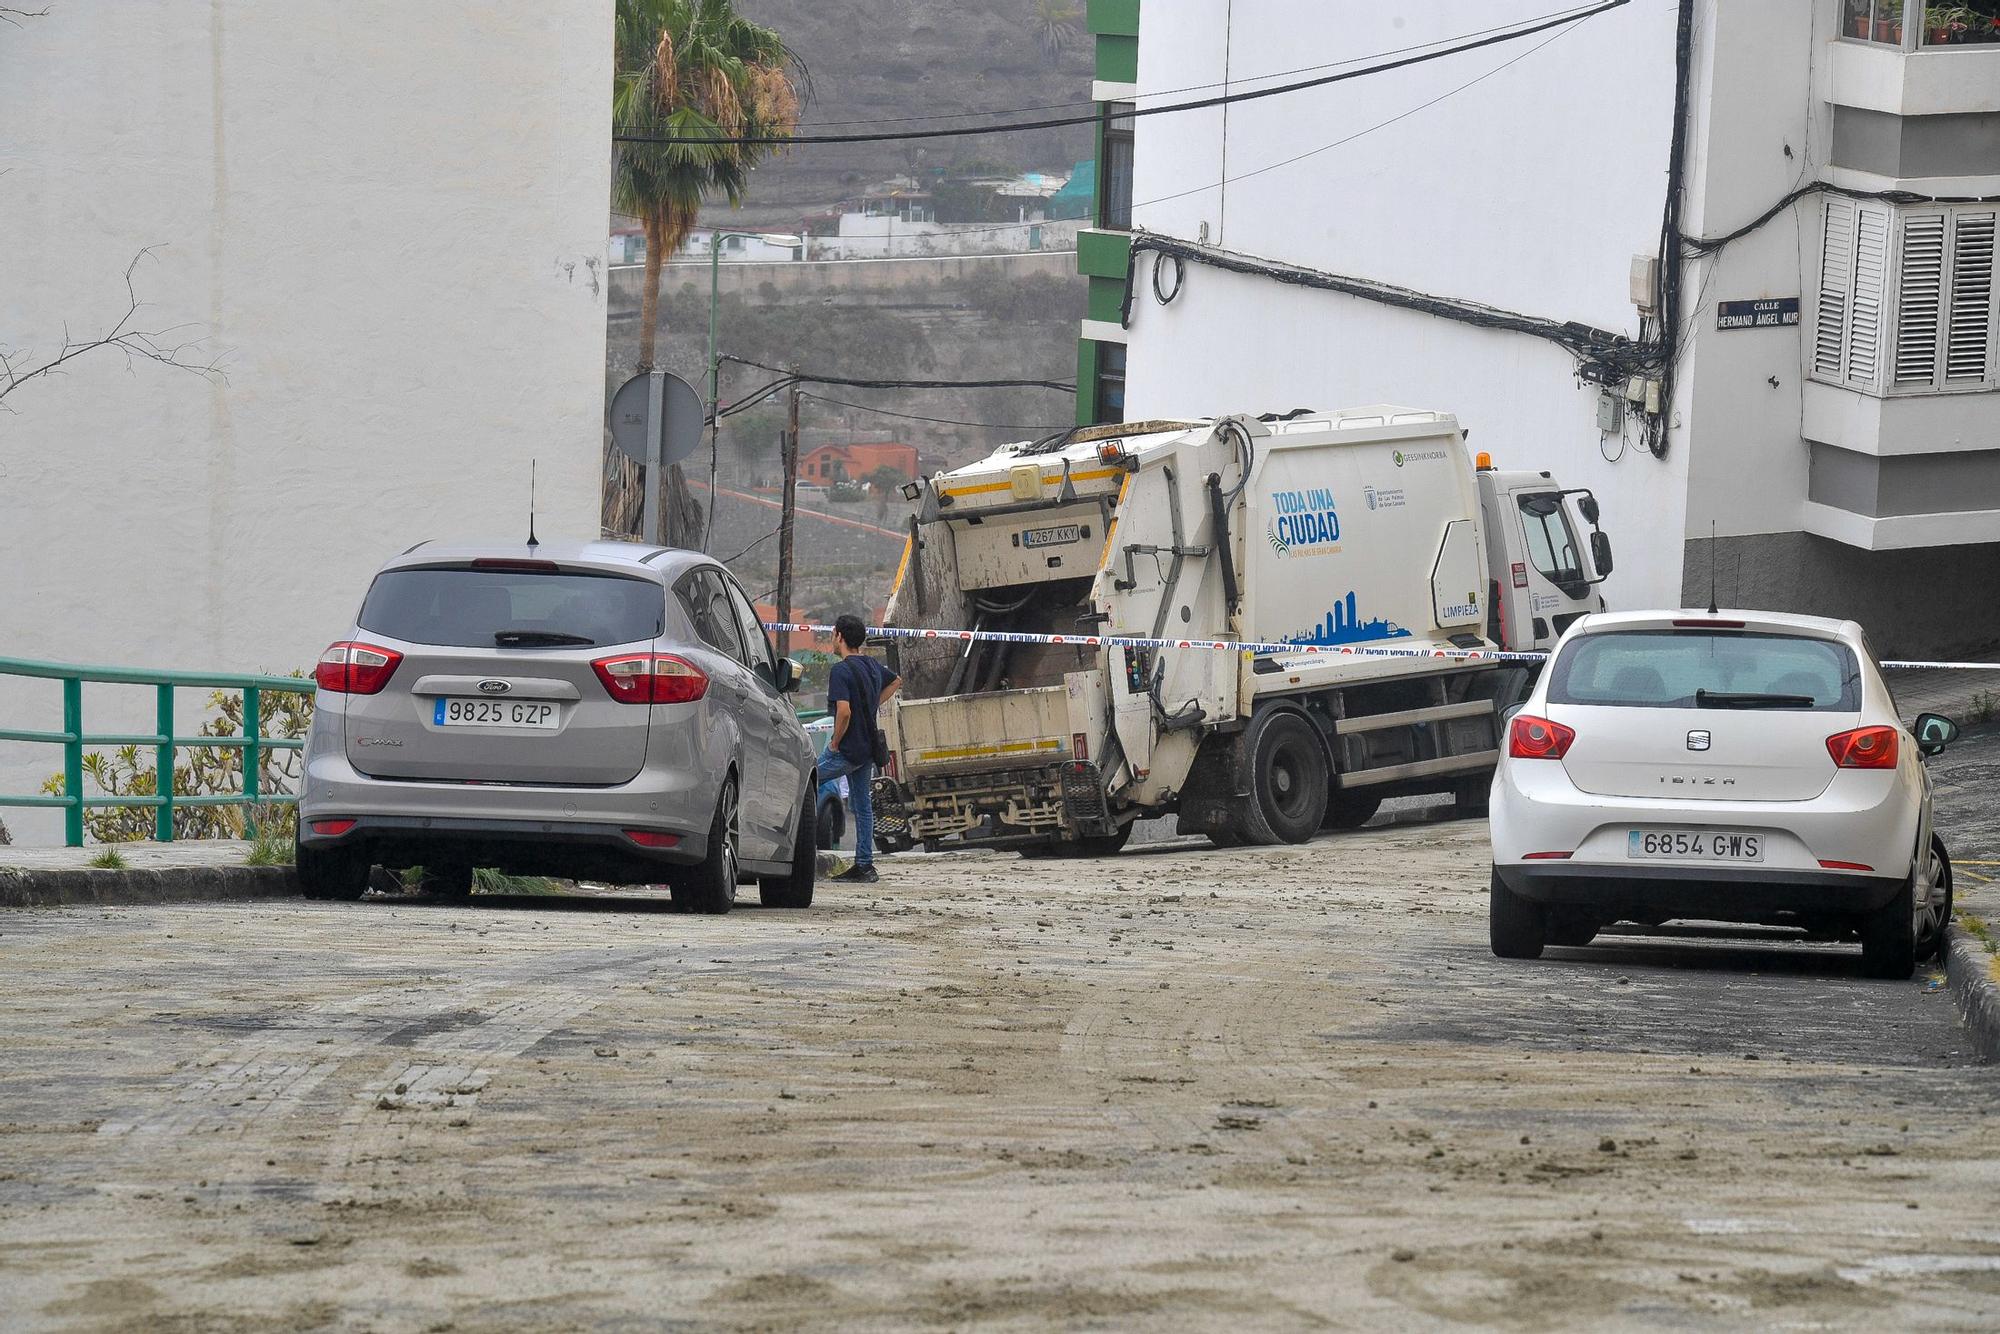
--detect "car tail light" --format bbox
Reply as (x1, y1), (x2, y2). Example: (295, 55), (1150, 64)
(1508, 714), (1575, 760)
(624, 829), (681, 848)
(592, 653), (708, 705)
(314, 642), (403, 694)
(1073, 732), (1089, 761)
(1818, 859), (1875, 872)
(1826, 725), (1899, 770)
(310, 818), (357, 836)
(1672, 618), (1746, 629)
(1522, 850), (1573, 860)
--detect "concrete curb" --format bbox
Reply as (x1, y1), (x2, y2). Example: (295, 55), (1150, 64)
(1942, 924), (2000, 1062)
(0, 866), (302, 910)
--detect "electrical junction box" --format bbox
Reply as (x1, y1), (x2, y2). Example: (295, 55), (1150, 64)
(1596, 391), (1624, 434)
(1630, 255), (1658, 313)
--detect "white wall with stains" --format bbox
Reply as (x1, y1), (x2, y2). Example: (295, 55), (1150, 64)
(0, 2), (611, 843)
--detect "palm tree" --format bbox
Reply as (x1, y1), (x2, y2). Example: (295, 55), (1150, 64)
(1030, 0), (1082, 64)
(612, 0), (801, 541)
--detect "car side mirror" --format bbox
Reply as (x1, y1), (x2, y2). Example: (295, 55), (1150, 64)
(775, 657), (803, 694)
(1589, 530), (1614, 579)
(1914, 712), (1959, 756)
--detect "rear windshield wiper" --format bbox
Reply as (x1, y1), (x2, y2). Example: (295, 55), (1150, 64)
(493, 630), (595, 647)
(1695, 688), (1817, 710)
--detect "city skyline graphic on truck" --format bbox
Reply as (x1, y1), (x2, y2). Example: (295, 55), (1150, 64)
(1282, 591), (1412, 649)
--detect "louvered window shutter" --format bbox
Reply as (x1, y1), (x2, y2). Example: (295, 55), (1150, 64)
(1946, 210), (1995, 384)
(1815, 198), (1853, 381)
(1847, 207), (1889, 389)
(1894, 213), (1946, 387)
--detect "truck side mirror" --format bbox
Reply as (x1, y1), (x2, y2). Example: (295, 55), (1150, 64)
(1577, 493), (1600, 525)
(1589, 530), (1614, 578)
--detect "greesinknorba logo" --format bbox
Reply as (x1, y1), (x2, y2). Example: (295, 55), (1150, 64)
(1393, 447), (1449, 468)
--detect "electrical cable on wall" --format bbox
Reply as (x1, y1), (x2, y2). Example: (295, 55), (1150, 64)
(1118, 233), (1665, 388)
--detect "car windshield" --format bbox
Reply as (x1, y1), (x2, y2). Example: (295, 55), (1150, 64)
(357, 567), (663, 649)
(1548, 630), (1861, 711)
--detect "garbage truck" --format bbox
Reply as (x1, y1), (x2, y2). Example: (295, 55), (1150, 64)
(871, 407), (1613, 854)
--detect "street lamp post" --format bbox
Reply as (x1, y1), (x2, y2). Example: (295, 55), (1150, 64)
(705, 229), (803, 551)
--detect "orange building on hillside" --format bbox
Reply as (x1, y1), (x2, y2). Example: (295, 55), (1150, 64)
(800, 441), (919, 486)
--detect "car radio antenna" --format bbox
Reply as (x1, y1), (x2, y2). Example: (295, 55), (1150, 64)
(527, 459), (540, 551)
(1706, 519), (1718, 615)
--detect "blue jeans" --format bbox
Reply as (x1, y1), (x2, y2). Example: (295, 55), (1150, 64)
(817, 752), (875, 865)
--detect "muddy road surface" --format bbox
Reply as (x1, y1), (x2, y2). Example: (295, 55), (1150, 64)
(2, 819), (1994, 1330)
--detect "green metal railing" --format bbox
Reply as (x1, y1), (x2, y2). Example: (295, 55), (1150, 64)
(0, 657), (316, 847)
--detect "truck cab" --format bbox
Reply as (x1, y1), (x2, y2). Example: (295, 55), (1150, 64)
(1474, 456), (1612, 653)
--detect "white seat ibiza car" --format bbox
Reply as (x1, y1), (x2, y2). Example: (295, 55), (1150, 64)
(1489, 610), (1959, 978)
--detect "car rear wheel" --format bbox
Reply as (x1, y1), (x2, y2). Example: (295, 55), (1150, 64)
(1915, 833), (1953, 965)
(295, 835), (368, 902)
(1489, 867), (1548, 960)
(677, 778), (738, 916)
(1859, 877), (1915, 980)
(1240, 709), (1328, 846)
(760, 789), (817, 910)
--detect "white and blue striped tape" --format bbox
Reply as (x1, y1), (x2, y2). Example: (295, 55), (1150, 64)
(761, 621), (2000, 673)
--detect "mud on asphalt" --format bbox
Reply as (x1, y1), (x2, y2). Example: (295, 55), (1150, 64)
(1, 817), (1996, 1330)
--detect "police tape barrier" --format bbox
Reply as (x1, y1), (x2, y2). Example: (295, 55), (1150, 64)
(761, 621), (2000, 674)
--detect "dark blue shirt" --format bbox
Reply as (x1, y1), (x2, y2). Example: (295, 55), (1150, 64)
(827, 654), (896, 766)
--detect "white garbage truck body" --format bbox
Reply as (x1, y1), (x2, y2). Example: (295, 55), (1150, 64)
(874, 407), (1612, 853)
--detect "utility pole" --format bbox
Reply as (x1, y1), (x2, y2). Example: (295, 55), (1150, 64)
(776, 368), (800, 661)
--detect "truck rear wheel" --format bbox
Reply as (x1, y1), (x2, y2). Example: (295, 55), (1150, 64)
(1240, 709), (1328, 846)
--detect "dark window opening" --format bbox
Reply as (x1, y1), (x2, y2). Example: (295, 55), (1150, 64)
(1093, 341), (1127, 425)
(1099, 102), (1135, 231)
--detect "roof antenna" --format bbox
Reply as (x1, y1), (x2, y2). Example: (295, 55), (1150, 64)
(527, 459), (540, 551)
(1706, 519), (1719, 615)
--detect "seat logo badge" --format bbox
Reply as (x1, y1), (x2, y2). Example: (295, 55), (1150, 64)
(1687, 730), (1711, 752)
(477, 680), (511, 695)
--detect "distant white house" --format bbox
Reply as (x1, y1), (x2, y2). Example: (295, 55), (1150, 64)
(608, 228), (804, 266)
(808, 174), (1081, 260)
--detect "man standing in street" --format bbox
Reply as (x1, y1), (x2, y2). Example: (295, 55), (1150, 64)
(821, 613), (899, 883)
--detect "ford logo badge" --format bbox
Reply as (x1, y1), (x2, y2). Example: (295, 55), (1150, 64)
(477, 680), (511, 695)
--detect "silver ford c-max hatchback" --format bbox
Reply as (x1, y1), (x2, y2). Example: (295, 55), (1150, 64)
(296, 541), (818, 913)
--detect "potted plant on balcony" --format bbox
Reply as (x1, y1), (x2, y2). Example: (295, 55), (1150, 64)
(1876, 10), (1904, 42)
(1925, 2), (1970, 41)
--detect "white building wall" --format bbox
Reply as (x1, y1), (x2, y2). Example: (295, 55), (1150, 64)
(0, 3), (611, 844)
(1675, 1), (1820, 545)
(1119, 0), (1700, 609)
